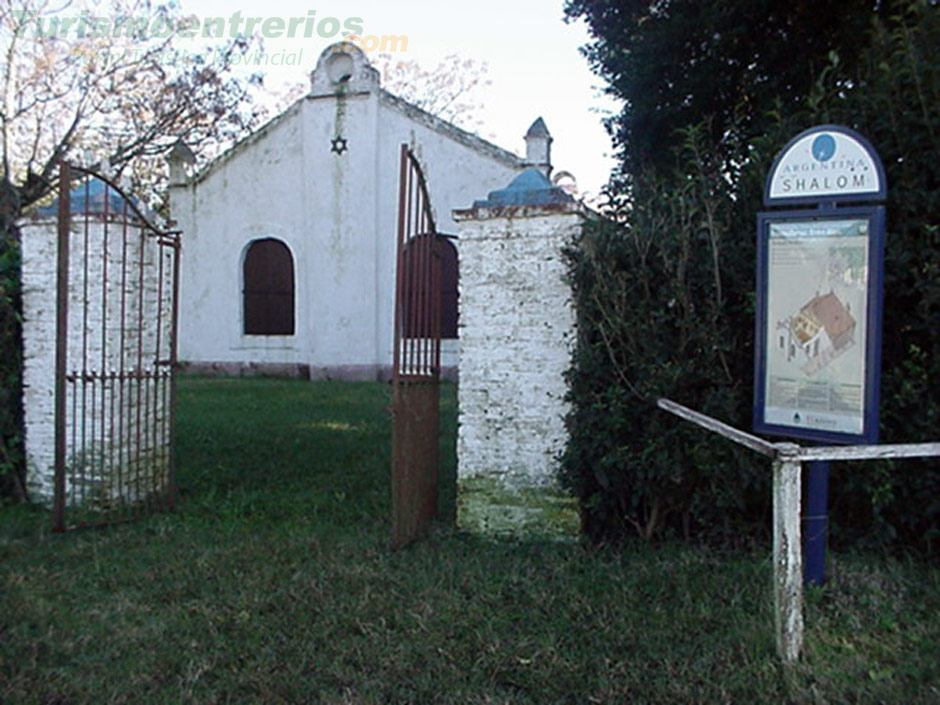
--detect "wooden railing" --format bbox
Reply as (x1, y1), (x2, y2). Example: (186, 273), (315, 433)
(657, 398), (940, 663)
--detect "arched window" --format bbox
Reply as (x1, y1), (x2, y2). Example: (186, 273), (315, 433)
(243, 238), (295, 335)
(401, 234), (459, 340)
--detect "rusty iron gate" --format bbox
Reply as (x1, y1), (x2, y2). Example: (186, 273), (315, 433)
(391, 145), (442, 549)
(52, 162), (181, 531)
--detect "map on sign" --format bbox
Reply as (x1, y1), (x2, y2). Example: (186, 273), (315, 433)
(763, 219), (869, 436)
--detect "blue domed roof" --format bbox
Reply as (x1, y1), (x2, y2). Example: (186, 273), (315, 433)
(36, 176), (144, 217)
(472, 168), (574, 208)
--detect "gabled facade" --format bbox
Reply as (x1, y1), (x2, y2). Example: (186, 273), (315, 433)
(169, 43), (534, 379)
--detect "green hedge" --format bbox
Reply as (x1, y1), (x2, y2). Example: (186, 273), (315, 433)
(0, 226), (23, 501)
(562, 3), (940, 552)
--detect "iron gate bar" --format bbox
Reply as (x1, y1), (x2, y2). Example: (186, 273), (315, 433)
(136, 215), (145, 515)
(118, 196), (129, 515)
(391, 145), (442, 549)
(100, 188), (110, 510)
(168, 231), (181, 510)
(52, 162), (181, 530)
(80, 178), (89, 514)
(53, 163), (71, 531)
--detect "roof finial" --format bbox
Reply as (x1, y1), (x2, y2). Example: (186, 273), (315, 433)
(524, 117), (552, 177)
(166, 139), (196, 187)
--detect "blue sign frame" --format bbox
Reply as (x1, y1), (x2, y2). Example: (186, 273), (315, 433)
(753, 206), (885, 444)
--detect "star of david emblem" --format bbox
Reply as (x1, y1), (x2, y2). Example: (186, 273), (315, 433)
(330, 136), (348, 155)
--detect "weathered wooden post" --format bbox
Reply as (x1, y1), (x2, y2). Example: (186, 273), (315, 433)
(772, 444), (803, 663)
(658, 397), (940, 664)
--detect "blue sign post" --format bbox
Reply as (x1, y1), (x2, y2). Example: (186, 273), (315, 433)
(754, 125), (887, 585)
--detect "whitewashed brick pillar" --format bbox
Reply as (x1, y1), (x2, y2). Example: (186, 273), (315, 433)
(452, 167), (584, 538)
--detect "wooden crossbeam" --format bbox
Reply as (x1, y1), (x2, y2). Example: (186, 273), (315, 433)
(657, 397), (940, 664)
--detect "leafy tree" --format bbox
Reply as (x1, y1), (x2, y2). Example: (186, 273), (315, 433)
(1, 0), (263, 209)
(562, 0), (940, 551)
(0, 0), (264, 500)
(565, 0), (893, 179)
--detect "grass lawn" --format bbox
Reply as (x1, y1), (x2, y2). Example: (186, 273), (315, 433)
(1, 377), (938, 704)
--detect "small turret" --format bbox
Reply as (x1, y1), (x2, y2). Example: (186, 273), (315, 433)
(166, 139), (196, 187)
(523, 117), (552, 177)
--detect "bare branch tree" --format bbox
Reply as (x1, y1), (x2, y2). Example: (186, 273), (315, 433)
(263, 50), (492, 140)
(370, 52), (491, 132)
(0, 0), (267, 499)
(0, 0), (265, 216)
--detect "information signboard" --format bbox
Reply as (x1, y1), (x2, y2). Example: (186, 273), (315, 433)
(756, 125), (887, 588)
(754, 208), (884, 443)
(755, 125), (886, 444)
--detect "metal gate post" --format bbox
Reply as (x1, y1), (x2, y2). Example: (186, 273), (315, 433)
(167, 234), (181, 510)
(390, 144), (442, 549)
(53, 162), (71, 532)
(803, 460), (830, 586)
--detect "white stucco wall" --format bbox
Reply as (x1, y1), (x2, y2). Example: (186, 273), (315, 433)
(171, 52), (524, 379)
(454, 206), (583, 537)
(171, 100), (315, 371)
(21, 216), (173, 507)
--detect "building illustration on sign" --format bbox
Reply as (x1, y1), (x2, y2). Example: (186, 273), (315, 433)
(760, 216), (872, 437)
(776, 290), (856, 376)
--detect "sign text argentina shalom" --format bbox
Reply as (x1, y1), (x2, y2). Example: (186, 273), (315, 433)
(766, 126), (884, 203)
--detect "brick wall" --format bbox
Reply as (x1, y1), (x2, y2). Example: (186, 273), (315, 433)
(455, 207), (582, 537)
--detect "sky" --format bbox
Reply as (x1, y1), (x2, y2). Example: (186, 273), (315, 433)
(178, 0), (621, 200)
